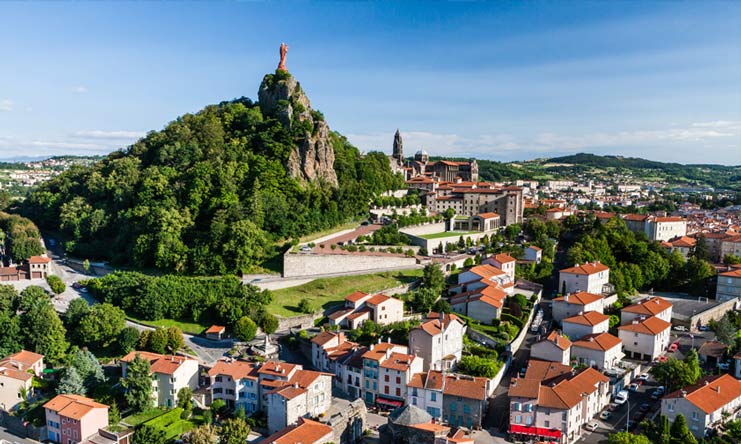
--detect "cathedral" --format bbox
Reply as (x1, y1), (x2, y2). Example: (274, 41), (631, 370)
(387, 130), (479, 182)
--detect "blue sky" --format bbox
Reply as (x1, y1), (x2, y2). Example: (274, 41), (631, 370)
(0, 2), (739, 164)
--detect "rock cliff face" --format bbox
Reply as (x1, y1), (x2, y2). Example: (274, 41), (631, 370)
(258, 72), (338, 187)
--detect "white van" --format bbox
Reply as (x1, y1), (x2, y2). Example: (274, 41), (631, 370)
(614, 390), (629, 405)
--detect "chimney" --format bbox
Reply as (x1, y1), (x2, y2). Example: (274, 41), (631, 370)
(716, 386), (720, 394)
(589, 337), (595, 342)
(632, 320), (639, 325)
(578, 311), (584, 316)
(564, 294), (569, 302)
(681, 390), (687, 397)
(387, 337), (391, 344)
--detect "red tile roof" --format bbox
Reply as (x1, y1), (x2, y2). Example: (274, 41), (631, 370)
(208, 359), (257, 380)
(664, 374), (741, 414)
(621, 297), (672, 316)
(259, 417), (333, 444)
(553, 291), (603, 306)
(562, 311), (609, 326)
(572, 333), (622, 351)
(344, 291), (369, 303)
(44, 394), (107, 420)
(560, 262), (609, 275)
(205, 325), (225, 334)
(618, 316), (671, 335)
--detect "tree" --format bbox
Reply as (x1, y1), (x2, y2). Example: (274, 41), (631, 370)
(457, 355), (501, 379)
(693, 235), (709, 261)
(670, 414), (697, 444)
(82, 259), (91, 274)
(65, 298), (90, 328)
(19, 286), (50, 312)
(177, 387), (193, 415)
(219, 418), (251, 444)
(297, 298), (315, 314)
(121, 354), (153, 413)
(146, 328), (169, 354)
(21, 299), (68, 363)
(56, 367), (86, 395)
(134, 424), (167, 444)
(683, 348), (701, 383)
(608, 432), (651, 444)
(724, 254), (741, 265)
(77, 303), (126, 347)
(46, 275), (66, 294)
(650, 358), (698, 392)
(117, 327), (140, 354)
(714, 312), (737, 346)
(68, 348), (106, 388)
(109, 401), (121, 426)
(187, 424), (218, 444)
(260, 313), (279, 335)
(421, 263), (445, 294)
(210, 399), (226, 419)
(234, 317), (257, 342)
(0, 309), (22, 357)
(609, 315), (620, 329)
(166, 326), (184, 352)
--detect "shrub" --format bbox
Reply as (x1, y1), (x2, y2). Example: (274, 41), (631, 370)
(46, 275), (66, 294)
(234, 317), (257, 342)
(297, 298), (315, 314)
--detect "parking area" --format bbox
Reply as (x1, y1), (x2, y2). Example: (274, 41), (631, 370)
(581, 371), (664, 444)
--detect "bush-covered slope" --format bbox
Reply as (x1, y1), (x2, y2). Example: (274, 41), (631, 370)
(22, 71), (403, 274)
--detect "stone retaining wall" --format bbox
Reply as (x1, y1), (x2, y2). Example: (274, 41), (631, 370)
(283, 251), (418, 278)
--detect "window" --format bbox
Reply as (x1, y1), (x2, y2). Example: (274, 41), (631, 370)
(545, 420), (550, 428)
(463, 404), (470, 414)
(526, 416), (533, 425)
(215, 376), (222, 382)
(451, 402), (457, 412)
(384, 386), (389, 394)
(668, 403), (674, 412)
(515, 415), (522, 424)
(396, 388), (401, 397)
(412, 398), (417, 406)
(513, 402), (521, 411)
(692, 411), (698, 421)
(413, 388), (418, 397)
(431, 392), (437, 402)
(384, 375), (389, 382)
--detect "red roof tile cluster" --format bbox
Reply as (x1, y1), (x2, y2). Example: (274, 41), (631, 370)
(560, 262), (609, 275)
(618, 315), (671, 335)
(664, 374), (741, 414)
(44, 394), (107, 420)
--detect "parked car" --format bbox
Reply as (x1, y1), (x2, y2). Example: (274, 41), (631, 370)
(614, 390), (629, 405)
(651, 386), (666, 399)
(599, 411), (612, 420)
(628, 383), (640, 392)
(638, 373), (650, 381)
(607, 403), (618, 411)
(699, 325), (711, 332)
(639, 403), (651, 413)
(585, 422), (599, 432)
(668, 343), (679, 352)
(718, 362), (730, 371)
(673, 325), (688, 332)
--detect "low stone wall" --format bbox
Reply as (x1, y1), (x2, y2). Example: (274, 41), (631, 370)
(283, 251), (418, 278)
(688, 298), (738, 329)
(407, 231), (490, 252)
(488, 358), (507, 398)
(276, 312), (324, 331)
(0, 410), (46, 440)
(399, 222), (447, 236)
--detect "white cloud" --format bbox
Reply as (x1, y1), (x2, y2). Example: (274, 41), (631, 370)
(0, 100), (13, 112)
(71, 86), (88, 94)
(347, 121), (741, 164)
(73, 130), (145, 140)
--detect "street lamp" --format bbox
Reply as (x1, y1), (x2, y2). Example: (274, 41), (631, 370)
(626, 400), (631, 433)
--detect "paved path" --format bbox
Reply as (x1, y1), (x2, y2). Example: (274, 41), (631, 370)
(0, 427), (38, 444)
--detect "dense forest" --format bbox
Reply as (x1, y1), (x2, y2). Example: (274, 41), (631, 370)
(21, 71), (403, 275)
(0, 212), (45, 263)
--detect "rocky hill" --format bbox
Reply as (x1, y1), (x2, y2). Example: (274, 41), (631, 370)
(20, 70), (403, 274)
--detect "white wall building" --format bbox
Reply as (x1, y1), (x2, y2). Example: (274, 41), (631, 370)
(717, 269), (741, 303)
(617, 316), (672, 361)
(121, 352), (199, 408)
(561, 311), (609, 341)
(620, 296), (673, 325)
(530, 332), (571, 365)
(661, 374), (741, 439)
(570, 333), (623, 370)
(552, 292), (604, 323)
(409, 313), (466, 372)
(558, 262), (610, 295)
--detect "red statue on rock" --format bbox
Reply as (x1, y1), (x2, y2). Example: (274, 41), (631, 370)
(277, 42), (288, 72)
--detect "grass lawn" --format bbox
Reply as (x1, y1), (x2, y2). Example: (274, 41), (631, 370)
(299, 220), (361, 243)
(122, 408), (167, 426)
(267, 269), (423, 317)
(126, 314), (210, 336)
(418, 231), (479, 240)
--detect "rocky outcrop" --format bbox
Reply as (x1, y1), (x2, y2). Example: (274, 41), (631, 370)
(258, 72), (338, 187)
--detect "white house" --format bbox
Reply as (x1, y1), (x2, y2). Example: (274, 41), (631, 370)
(620, 296), (673, 325)
(453, 264), (514, 295)
(266, 371), (333, 434)
(524, 246), (542, 264)
(558, 262), (610, 295)
(645, 216), (687, 242)
(661, 236), (696, 259)
(617, 316), (672, 361)
(570, 333), (623, 370)
(717, 269), (741, 303)
(552, 292), (604, 323)
(509, 368), (610, 444)
(483, 253), (517, 282)
(208, 359), (259, 414)
(449, 283), (506, 324)
(328, 291), (405, 328)
(121, 352), (199, 408)
(409, 313), (466, 371)
(530, 332), (571, 365)
(407, 370), (445, 419)
(734, 352), (741, 379)
(661, 374), (741, 439)
(0, 350), (43, 412)
(561, 311), (609, 341)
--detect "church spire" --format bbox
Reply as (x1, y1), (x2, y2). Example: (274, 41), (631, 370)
(393, 129), (403, 161)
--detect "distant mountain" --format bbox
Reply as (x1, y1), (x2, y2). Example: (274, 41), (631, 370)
(545, 153), (731, 169)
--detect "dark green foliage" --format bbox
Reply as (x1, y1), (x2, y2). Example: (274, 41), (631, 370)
(76, 303), (126, 348)
(670, 414), (697, 444)
(259, 313), (279, 335)
(20, 291), (68, 363)
(65, 298), (90, 329)
(219, 418), (251, 444)
(87, 272), (272, 328)
(134, 424), (167, 444)
(0, 285), (21, 357)
(121, 354), (154, 413)
(46, 275), (66, 294)
(57, 366), (86, 395)
(0, 212), (45, 262)
(457, 355), (502, 379)
(21, 94), (402, 274)
(368, 224), (411, 246)
(117, 327), (140, 354)
(297, 298), (315, 314)
(233, 317), (257, 342)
